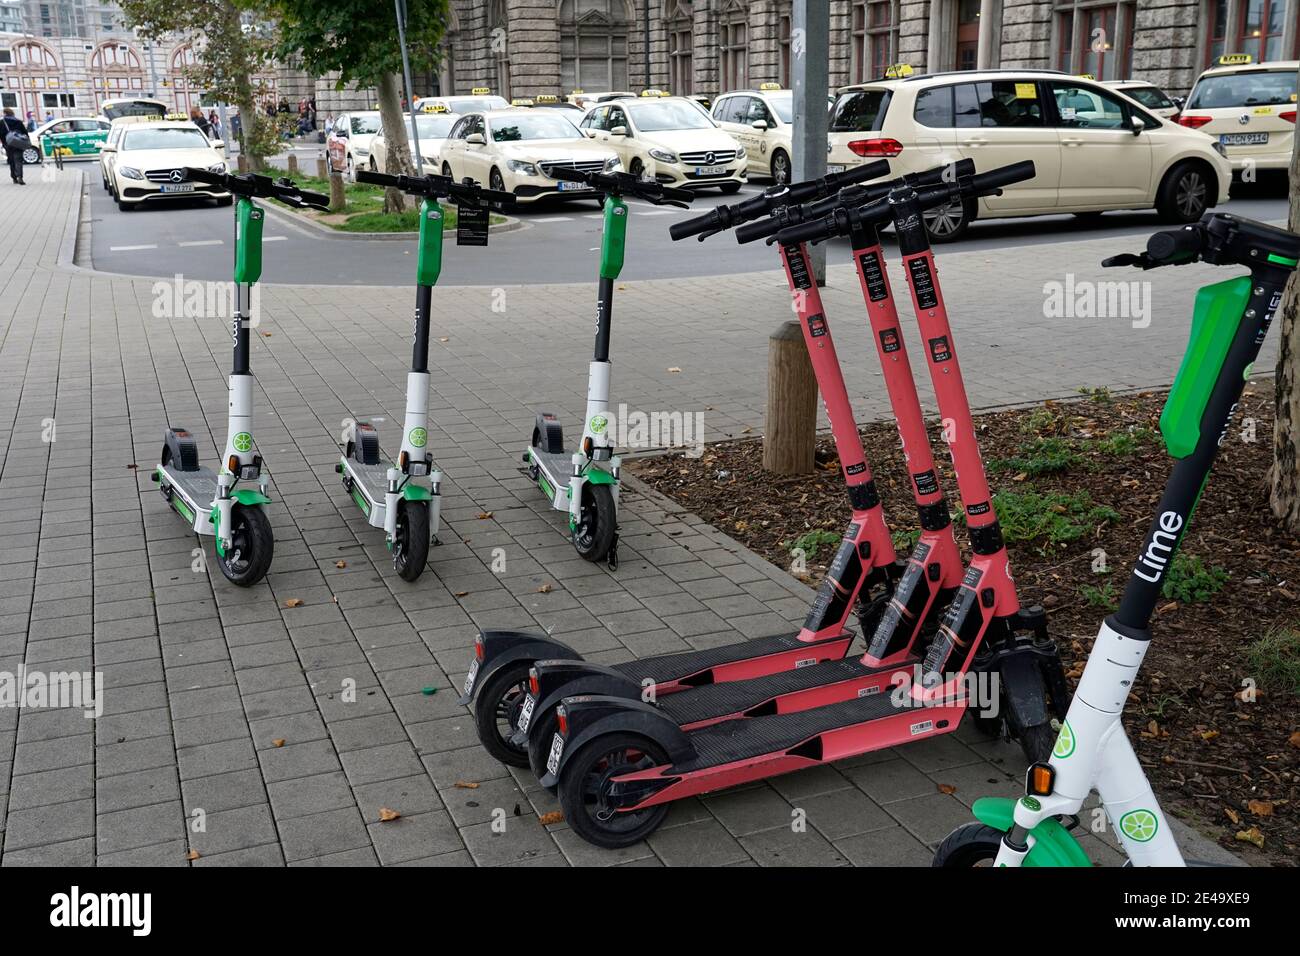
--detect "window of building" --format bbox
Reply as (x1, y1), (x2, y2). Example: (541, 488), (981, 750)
(42, 93), (76, 108)
(0, 50), (10, 66)
(667, 1), (693, 95)
(719, 2), (747, 90)
(489, 0), (510, 97)
(1052, 2), (1135, 80)
(1214, 0), (1289, 63)
(1, 93), (18, 108)
(956, 0), (980, 72)
(851, 1), (896, 82)
(558, 0), (630, 92)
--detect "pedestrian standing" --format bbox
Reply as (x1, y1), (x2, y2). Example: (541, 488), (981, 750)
(1, 108), (30, 185)
(208, 110), (220, 139)
(24, 111), (35, 132)
(189, 106), (213, 138)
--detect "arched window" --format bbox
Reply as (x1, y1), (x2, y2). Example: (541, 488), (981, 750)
(851, 1), (897, 82)
(168, 43), (200, 112)
(10, 41), (61, 120)
(558, 0), (629, 92)
(666, 1), (693, 95)
(719, 0), (748, 90)
(90, 42), (145, 107)
(14, 40), (58, 68)
(489, 0), (511, 97)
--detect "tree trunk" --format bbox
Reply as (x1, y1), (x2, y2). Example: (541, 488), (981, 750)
(375, 72), (411, 214)
(1268, 64), (1300, 531)
(219, 0), (264, 172)
(763, 320), (818, 475)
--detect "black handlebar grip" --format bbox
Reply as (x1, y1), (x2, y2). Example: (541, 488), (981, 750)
(659, 184), (696, 204)
(968, 160), (1036, 195)
(297, 187), (331, 209)
(827, 159), (890, 189)
(735, 216), (785, 244)
(774, 214), (835, 247)
(1147, 225), (1203, 263)
(670, 209), (720, 241)
(548, 165), (588, 183)
(184, 166), (223, 186)
(355, 168), (396, 188)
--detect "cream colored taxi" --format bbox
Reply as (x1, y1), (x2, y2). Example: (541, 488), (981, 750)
(414, 88), (510, 114)
(1178, 55), (1296, 174)
(712, 83), (796, 184)
(579, 91), (746, 192)
(1104, 80), (1181, 120)
(438, 109), (619, 204)
(106, 120), (231, 211)
(369, 109), (461, 174)
(825, 66), (1231, 241)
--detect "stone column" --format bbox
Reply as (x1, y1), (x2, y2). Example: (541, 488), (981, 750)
(1131, 0), (1200, 95)
(506, 1), (561, 99)
(999, 0), (1051, 70)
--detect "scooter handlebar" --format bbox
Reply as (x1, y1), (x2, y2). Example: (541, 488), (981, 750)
(355, 168), (517, 207)
(967, 160), (1036, 196)
(1146, 225), (1204, 264)
(184, 167), (331, 209)
(551, 165), (694, 206)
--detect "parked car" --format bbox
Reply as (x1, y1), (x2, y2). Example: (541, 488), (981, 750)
(1105, 80), (1182, 120)
(1177, 55), (1297, 175)
(438, 109), (619, 204)
(579, 93), (746, 192)
(104, 121), (231, 211)
(826, 68), (1231, 241)
(25, 116), (111, 165)
(369, 111), (461, 174)
(712, 83), (796, 184)
(414, 89), (511, 115)
(327, 110), (383, 177)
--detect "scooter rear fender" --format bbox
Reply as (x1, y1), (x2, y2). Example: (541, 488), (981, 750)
(458, 630), (582, 706)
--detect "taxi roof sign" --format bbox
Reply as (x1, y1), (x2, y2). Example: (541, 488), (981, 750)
(536, 94), (559, 103)
(640, 88), (670, 97)
(883, 63), (914, 79)
(471, 86), (492, 94)
(511, 98), (534, 106)
(758, 82), (783, 91)
(421, 102), (449, 112)
(1076, 72), (1096, 80)
(1217, 53), (1253, 65)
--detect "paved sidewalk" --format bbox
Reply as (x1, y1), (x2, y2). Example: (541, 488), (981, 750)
(0, 169), (1241, 867)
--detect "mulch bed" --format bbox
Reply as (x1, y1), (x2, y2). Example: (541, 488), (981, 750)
(630, 386), (1300, 866)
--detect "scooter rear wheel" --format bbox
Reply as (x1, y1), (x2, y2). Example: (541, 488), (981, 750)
(557, 732), (671, 849)
(573, 483), (616, 563)
(473, 661), (533, 768)
(393, 499), (429, 582)
(216, 504), (274, 586)
(932, 822), (1004, 867)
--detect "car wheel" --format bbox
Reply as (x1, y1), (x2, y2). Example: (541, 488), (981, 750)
(116, 196), (134, 212)
(22, 146), (40, 165)
(923, 196), (975, 243)
(489, 167), (506, 193)
(369, 157), (377, 172)
(1156, 161), (1211, 224)
(770, 148), (791, 186)
(345, 154), (354, 181)
(442, 162), (453, 178)
(628, 158), (645, 179)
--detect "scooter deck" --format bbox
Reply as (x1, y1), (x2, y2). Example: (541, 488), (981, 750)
(606, 630), (854, 689)
(342, 457), (391, 529)
(653, 655), (907, 726)
(159, 463), (219, 535)
(530, 447), (574, 511)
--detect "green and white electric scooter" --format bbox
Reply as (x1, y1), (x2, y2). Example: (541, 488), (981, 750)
(933, 213), (1300, 867)
(338, 169), (515, 581)
(525, 167), (693, 569)
(152, 168), (329, 586)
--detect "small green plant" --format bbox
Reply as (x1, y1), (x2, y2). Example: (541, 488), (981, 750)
(1160, 553), (1229, 604)
(990, 490), (1119, 547)
(1020, 406), (1063, 436)
(1146, 691), (1183, 719)
(786, 528), (842, 559)
(892, 528), (921, 553)
(1077, 385), (1114, 404)
(1246, 626), (1300, 698)
(990, 437), (1080, 476)
(1093, 427), (1155, 458)
(1080, 580), (1119, 610)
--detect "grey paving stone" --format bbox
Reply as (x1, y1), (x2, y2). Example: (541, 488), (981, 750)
(3, 797), (95, 849)
(277, 806), (374, 862)
(647, 817), (749, 867)
(96, 801), (187, 854)
(180, 769), (267, 815)
(366, 810), (463, 864)
(187, 804), (280, 857)
(835, 826), (935, 867)
(266, 771), (357, 820)
(739, 824), (851, 866)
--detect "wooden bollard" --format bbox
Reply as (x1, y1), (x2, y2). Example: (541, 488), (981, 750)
(763, 320), (817, 475)
(287, 153), (299, 175)
(329, 169), (346, 212)
(316, 156), (329, 179)
(236, 154), (248, 173)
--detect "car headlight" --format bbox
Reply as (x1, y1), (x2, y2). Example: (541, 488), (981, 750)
(208, 162), (226, 173)
(507, 159), (538, 175)
(735, 145), (747, 159)
(119, 166), (143, 180)
(648, 147), (678, 164)
(603, 156), (621, 172)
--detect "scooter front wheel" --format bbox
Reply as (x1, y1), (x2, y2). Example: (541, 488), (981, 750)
(473, 661), (533, 768)
(931, 822), (1005, 867)
(557, 732), (671, 849)
(393, 499), (430, 582)
(216, 504), (274, 586)
(573, 483), (616, 563)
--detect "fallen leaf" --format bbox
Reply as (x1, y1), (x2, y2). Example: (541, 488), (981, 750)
(262, 331), (272, 337)
(1013, 471), (1029, 482)
(1225, 806), (1240, 825)
(1247, 799), (1274, 817)
(272, 738), (286, 748)
(536, 584), (553, 593)
(378, 807), (402, 822)
(666, 366), (681, 373)
(1235, 827), (1265, 849)
(284, 598), (304, 608)
(1289, 731), (1300, 749)
(185, 849), (200, 861)
(1156, 602), (1178, 615)
(454, 590), (470, 598)
(1200, 729), (1219, 741)
(1144, 719), (1160, 737)
(538, 810), (564, 825)
(454, 781), (480, 789)
(126, 463), (138, 470)
(439, 336), (449, 342)
(937, 783), (957, 795)
(335, 560), (347, 569)
(477, 511), (494, 519)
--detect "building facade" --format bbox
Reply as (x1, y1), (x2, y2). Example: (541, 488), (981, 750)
(441, 0), (1300, 100)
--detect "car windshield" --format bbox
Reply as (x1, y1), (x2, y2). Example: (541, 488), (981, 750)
(1188, 71), (1296, 109)
(490, 114), (580, 141)
(1123, 86), (1175, 110)
(350, 114), (381, 135)
(448, 97), (509, 113)
(830, 89), (892, 132)
(766, 92), (794, 123)
(626, 100), (715, 131)
(413, 114), (457, 137)
(123, 127), (210, 150)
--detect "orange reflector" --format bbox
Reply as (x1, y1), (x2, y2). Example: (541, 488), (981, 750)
(399, 451), (409, 470)
(582, 437), (593, 456)
(1029, 763), (1055, 796)
(227, 456), (240, 474)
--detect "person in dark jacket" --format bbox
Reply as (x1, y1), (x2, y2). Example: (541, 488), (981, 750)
(1, 108), (28, 184)
(189, 107), (213, 138)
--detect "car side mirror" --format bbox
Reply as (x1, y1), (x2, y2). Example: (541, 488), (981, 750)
(336, 128), (348, 138)
(210, 140), (225, 150)
(610, 125), (628, 136)
(1172, 96), (1186, 109)
(751, 119), (769, 130)
(466, 132), (486, 145)
(100, 143), (116, 152)
(1129, 114), (1144, 136)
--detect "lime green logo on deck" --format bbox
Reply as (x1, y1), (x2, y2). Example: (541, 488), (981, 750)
(1053, 720), (1076, 759)
(408, 427), (427, 448)
(233, 432), (252, 452)
(589, 415), (608, 435)
(1119, 809), (1158, 842)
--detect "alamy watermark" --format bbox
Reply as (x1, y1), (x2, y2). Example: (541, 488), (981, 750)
(1044, 273), (1152, 329)
(152, 273), (262, 325)
(600, 403), (706, 457)
(0, 666), (104, 718)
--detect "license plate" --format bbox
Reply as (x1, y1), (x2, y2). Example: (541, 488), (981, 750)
(695, 165), (725, 176)
(557, 180), (590, 191)
(1219, 132), (1269, 146)
(827, 164), (846, 173)
(160, 182), (194, 193)
(545, 732), (564, 776)
(463, 659), (479, 697)
(517, 693), (536, 733)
